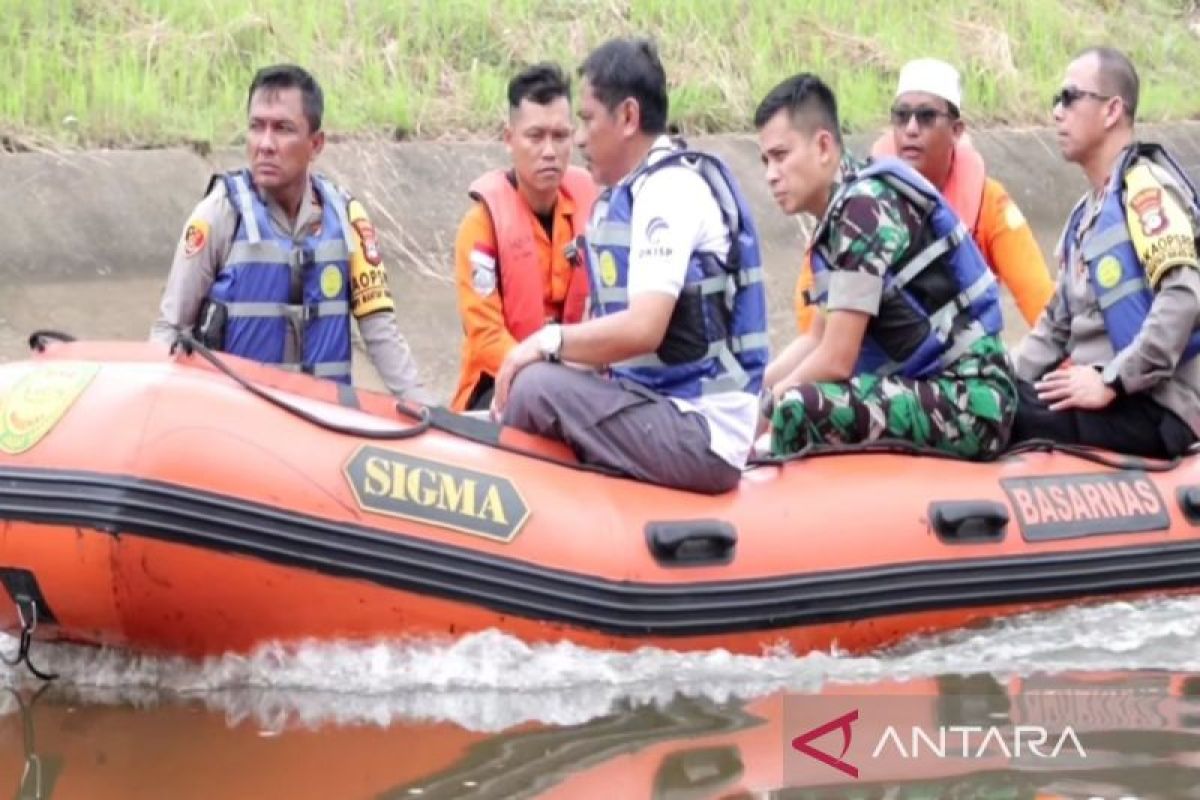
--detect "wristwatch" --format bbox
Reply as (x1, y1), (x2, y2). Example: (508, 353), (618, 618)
(759, 388), (776, 419)
(537, 324), (563, 363)
(1099, 364), (1125, 396)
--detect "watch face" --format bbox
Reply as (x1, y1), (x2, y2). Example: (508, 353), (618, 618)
(539, 326), (561, 358)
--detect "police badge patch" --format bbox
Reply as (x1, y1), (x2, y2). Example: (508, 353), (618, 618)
(1131, 187), (1168, 236)
(183, 220), (209, 257)
(470, 245), (497, 296)
(352, 218), (383, 265)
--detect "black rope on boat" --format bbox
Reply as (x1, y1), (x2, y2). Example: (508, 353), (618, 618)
(747, 436), (1185, 473)
(170, 332), (631, 478)
(171, 332), (434, 440)
(26, 330), (76, 353)
(1, 598), (58, 682)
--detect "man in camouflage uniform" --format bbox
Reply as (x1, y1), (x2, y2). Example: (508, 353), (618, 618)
(755, 73), (1016, 458)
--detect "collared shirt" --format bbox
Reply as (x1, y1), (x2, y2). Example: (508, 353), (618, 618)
(1016, 156), (1200, 436)
(599, 135), (756, 469)
(150, 173), (427, 400)
(452, 176), (583, 397)
(817, 154), (925, 317)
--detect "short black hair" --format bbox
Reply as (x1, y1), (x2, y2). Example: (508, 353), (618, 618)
(1076, 46), (1139, 121)
(753, 73), (842, 145)
(578, 38), (668, 135)
(247, 64), (324, 133)
(508, 62), (571, 111)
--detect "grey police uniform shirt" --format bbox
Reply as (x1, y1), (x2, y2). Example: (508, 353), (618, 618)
(150, 177), (433, 404)
(1015, 157), (1200, 437)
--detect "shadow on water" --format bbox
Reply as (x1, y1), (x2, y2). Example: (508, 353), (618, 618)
(3, 670), (1200, 799)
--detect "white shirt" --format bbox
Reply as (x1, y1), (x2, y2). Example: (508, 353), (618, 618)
(603, 136), (760, 469)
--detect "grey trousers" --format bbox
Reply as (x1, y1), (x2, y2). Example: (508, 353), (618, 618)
(502, 362), (742, 494)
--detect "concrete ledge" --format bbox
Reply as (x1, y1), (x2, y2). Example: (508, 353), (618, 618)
(3, 123), (1199, 398)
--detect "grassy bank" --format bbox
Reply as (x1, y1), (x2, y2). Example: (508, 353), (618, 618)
(2, 0), (1198, 149)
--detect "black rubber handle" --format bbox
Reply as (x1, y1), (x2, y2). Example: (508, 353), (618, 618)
(1180, 486), (1200, 524)
(645, 520), (737, 566)
(930, 501), (1008, 543)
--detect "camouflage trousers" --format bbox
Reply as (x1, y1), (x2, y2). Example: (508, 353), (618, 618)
(770, 336), (1018, 460)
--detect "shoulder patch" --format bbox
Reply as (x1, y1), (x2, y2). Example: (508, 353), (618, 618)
(347, 200), (383, 266)
(183, 220), (209, 258)
(470, 245), (497, 296)
(1124, 162), (1199, 286)
(1003, 201), (1027, 230)
(1130, 187), (1168, 236)
(353, 219), (383, 266)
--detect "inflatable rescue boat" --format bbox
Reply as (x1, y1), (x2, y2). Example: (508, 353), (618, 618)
(1, 337), (1199, 660)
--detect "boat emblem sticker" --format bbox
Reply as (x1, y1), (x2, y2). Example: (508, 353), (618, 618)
(1001, 471), (1169, 541)
(344, 445), (530, 542)
(0, 363), (100, 455)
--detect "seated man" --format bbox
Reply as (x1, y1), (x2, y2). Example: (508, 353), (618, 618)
(452, 63), (598, 412)
(1011, 47), (1200, 459)
(791, 58), (1052, 339)
(755, 73), (1016, 459)
(492, 38), (769, 494)
(150, 64), (431, 403)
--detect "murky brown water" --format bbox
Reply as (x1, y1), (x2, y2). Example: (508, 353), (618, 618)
(2, 671), (1198, 799)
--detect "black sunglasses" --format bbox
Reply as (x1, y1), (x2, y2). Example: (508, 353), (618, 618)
(1052, 86), (1113, 109)
(890, 106), (955, 128)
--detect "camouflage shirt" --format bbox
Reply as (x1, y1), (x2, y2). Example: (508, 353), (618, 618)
(814, 154), (925, 316)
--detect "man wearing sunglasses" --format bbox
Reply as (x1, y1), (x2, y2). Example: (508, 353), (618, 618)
(152, 65), (433, 403)
(790, 59), (1053, 340)
(1011, 47), (1200, 458)
(756, 73), (1016, 460)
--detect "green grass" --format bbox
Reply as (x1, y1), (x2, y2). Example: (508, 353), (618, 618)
(2, 0), (1198, 149)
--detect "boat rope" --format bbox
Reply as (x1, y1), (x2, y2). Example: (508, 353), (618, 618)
(170, 332), (435, 440)
(26, 330), (76, 352)
(27, 330), (1191, 480)
(747, 437), (1187, 473)
(169, 333), (631, 478)
(0, 598), (58, 682)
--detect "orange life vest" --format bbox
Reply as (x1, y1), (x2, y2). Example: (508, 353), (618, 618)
(870, 133), (986, 231)
(467, 166), (597, 340)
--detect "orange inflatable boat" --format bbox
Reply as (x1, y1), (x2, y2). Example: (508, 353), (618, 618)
(0, 336), (1199, 660)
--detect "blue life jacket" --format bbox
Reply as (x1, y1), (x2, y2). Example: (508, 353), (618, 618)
(207, 169), (354, 382)
(584, 148), (768, 399)
(809, 157), (1003, 380)
(1059, 142), (1200, 363)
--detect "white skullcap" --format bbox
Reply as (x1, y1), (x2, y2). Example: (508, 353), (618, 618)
(895, 58), (963, 111)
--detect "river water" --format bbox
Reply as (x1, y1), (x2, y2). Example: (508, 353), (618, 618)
(2, 595), (1200, 798)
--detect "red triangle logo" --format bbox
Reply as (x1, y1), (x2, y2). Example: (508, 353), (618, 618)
(791, 709), (859, 778)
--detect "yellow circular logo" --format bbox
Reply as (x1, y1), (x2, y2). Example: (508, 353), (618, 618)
(320, 265), (344, 299)
(0, 364), (99, 454)
(1096, 256), (1122, 290)
(599, 251), (618, 288)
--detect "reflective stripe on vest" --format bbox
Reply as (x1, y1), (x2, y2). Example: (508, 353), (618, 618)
(1064, 142), (1200, 362)
(810, 157), (1003, 379)
(208, 169), (355, 382)
(583, 148), (768, 398)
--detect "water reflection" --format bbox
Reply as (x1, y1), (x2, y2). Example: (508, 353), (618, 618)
(3, 671), (1200, 799)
